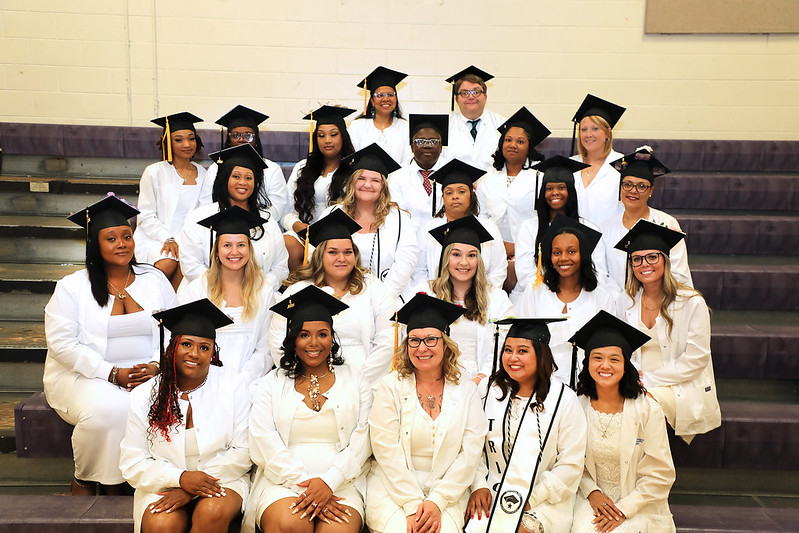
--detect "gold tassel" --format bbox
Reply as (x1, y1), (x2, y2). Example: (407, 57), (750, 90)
(308, 110), (313, 156)
(164, 116), (172, 163)
(392, 311), (399, 371)
(302, 226), (310, 265)
(533, 243), (543, 289)
(363, 78), (368, 116)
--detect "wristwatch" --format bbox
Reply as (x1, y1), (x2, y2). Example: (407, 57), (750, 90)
(521, 510), (545, 533)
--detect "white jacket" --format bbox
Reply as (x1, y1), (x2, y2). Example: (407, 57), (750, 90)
(618, 288), (721, 439)
(348, 116), (412, 165)
(446, 110), (505, 171)
(571, 150), (623, 225)
(43, 266), (177, 412)
(475, 165), (541, 243)
(388, 156), (449, 230)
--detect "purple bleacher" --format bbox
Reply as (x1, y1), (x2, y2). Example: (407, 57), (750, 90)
(14, 391), (72, 458)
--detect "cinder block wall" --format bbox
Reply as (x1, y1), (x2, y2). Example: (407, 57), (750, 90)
(1, 1), (797, 140)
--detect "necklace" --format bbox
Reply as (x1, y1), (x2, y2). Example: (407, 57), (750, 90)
(416, 378), (443, 413)
(107, 268), (132, 300)
(642, 296), (664, 311)
(179, 374), (208, 396)
(595, 400), (624, 438)
(303, 372), (330, 412)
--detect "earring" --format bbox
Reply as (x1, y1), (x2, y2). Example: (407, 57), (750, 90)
(328, 354), (334, 373)
(392, 108), (397, 118)
(370, 108), (376, 119)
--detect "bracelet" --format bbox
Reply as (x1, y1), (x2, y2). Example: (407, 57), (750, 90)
(164, 237), (176, 244)
(110, 366), (120, 386)
(149, 360), (161, 371)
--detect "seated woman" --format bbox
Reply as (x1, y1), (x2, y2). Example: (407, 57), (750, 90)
(514, 155), (614, 305)
(569, 95), (626, 225)
(367, 293), (488, 533)
(318, 143), (417, 299)
(475, 107), (550, 291)
(179, 143), (289, 290)
(599, 147), (693, 289)
(570, 311), (676, 533)
(412, 158), (508, 289)
(120, 299), (251, 533)
(517, 215), (616, 388)
(465, 318), (587, 533)
(44, 196), (176, 496)
(200, 104), (289, 222)
(135, 112), (206, 290)
(418, 215), (514, 383)
(282, 105), (357, 271)
(615, 221), (720, 443)
(270, 209), (397, 388)
(244, 285), (372, 533)
(349, 66), (411, 164)
(180, 206), (276, 383)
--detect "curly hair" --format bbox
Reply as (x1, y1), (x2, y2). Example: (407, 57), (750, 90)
(575, 349), (644, 400)
(576, 115), (613, 161)
(487, 339), (555, 412)
(211, 160), (271, 216)
(541, 227), (598, 294)
(338, 169), (397, 230)
(147, 334), (222, 442)
(395, 332), (461, 385)
(429, 243), (489, 324)
(293, 124), (355, 224)
(277, 320), (343, 378)
(491, 128), (545, 171)
(284, 239), (367, 296)
(205, 236), (265, 322)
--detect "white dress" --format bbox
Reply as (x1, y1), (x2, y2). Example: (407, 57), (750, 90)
(177, 202), (289, 290)
(348, 117), (411, 165)
(475, 165), (542, 243)
(134, 160), (208, 264)
(571, 150), (623, 226)
(269, 275), (397, 388)
(200, 158), (289, 224)
(280, 159), (336, 234)
(445, 110), (505, 171)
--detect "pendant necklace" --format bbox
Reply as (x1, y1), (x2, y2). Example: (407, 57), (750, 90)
(107, 268), (132, 300)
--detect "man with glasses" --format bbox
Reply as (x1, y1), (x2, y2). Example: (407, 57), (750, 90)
(445, 66), (505, 171)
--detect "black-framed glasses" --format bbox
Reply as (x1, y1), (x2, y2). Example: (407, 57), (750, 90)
(230, 132), (255, 142)
(412, 138), (442, 148)
(631, 252), (662, 267)
(373, 92), (396, 99)
(621, 181), (652, 193)
(407, 336), (443, 348)
(457, 89), (485, 98)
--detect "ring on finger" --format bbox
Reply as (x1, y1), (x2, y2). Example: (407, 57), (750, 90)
(311, 502), (318, 507)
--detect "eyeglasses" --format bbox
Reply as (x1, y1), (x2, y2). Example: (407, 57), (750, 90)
(457, 89), (485, 98)
(230, 132), (255, 142)
(412, 138), (442, 148)
(373, 92), (396, 99)
(630, 252), (662, 267)
(621, 181), (652, 193)
(407, 336), (443, 348)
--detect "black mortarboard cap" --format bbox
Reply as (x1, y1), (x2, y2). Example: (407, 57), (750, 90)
(409, 114), (449, 146)
(429, 215), (493, 251)
(568, 310), (650, 359)
(342, 143), (401, 176)
(543, 213), (603, 256)
(495, 317), (567, 344)
(297, 208), (362, 248)
(207, 143), (267, 170)
(395, 292), (465, 333)
(431, 158), (485, 189)
(614, 219), (685, 255)
(610, 149), (670, 184)
(572, 94), (626, 128)
(357, 66), (407, 91)
(497, 107), (551, 147)
(151, 112), (203, 133)
(445, 65), (495, 111)
(270, 285), (349, 329)
(532, 155), (590, 185)
(302, 105), (357, 127)
(215, 105), (268, 131)
(153, 298), (233, 341)
(67, 195), (139, 239)
(197, 205), (268, 237)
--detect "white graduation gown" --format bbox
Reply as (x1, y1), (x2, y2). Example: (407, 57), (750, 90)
(446, 110), (505, 171)
(388, 156), (449, 230)
(570, 150), (623, 226)
(348, 117), (412, 165)
(475, 165), (542, 243)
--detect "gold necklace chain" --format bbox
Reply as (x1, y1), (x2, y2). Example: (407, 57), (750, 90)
(107, 268), (132, 300)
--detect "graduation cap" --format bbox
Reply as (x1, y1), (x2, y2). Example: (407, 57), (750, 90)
(67, 194), (139, 241)
(302, 105), (357, 154)
(533, 155), (590, 185)
(342, 143), (401, 176)
(297, 208), (362, 264)
(395, 292), (465, 333)
(207, 143), (267, 170)
(409, 114), (449, 146)
(497, 107), (551, 147)
(445, 65), (494, 111)
(270, 285), (349, 329)
(197, 205), (269, 259)
(614, 219), (685, 256)
(151, 112), (203, 163)
(215, 105), (268, 131)
(543, 213), (603, 256)
(153, 298), (233, 342)
(496, 317), (567, 344)
(569, 310), (650, 359)
(357, 66), (407, 91)
(571, 95), (625, 156)
(610, 148), (670, 184)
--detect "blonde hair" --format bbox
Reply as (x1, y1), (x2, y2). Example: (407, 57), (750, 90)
(206, 237), (265, 322)
(284, 239), (367, 295)
(339, 169), (397, 229)
(624, 253), (703, 337)
(577, 115), (613, 161)
(395, 332), (461, 384)
(430, 243), (489, 324)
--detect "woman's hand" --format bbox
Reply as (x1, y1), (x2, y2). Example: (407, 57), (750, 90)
(472, 374), (486, 386)
(179, 470), (224, 498)
(466, 488), (492, 520)
(414, 500), (442, 533)
(161, 239), (180, 259)
(148, 488), (192, 514)
(319, 497), (351, 525)
(291, 478), (334, 520)
(119, 364), (158, 390)
(503, 241), (515, 261)
(588, 490), (625, 531)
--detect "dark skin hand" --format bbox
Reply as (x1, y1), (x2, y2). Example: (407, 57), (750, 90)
(149, 487), (193, 514)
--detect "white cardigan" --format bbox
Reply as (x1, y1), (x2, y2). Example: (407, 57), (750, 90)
(43, 266), (177, 412)
(244, 364), (372, 533)
(571, 150), (623, 225)
(576, 395), (675, 528)
(475, 165), (541, 243)
(618, 288), (721, 439)
(367, 372), (488, 530)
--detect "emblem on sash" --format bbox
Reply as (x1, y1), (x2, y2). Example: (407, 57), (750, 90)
(499, 490), (523, 514)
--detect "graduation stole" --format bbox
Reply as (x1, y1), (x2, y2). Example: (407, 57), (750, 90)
(481, 382), (565, 533)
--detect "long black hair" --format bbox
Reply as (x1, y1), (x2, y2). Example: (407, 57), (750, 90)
(491, 128), (545, 171)
(85, 229), (145, 307)
(279, 320), (343, 378)
(211, 160), (271, 217)
(294, 123), (354, 224)
(533, 179), (580, 260)
(541, 227), (598, 293)
(487, 339), (556, 412)
(575, 350), (644, 400)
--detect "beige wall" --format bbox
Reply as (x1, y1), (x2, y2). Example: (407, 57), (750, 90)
(1, 1), (797, 140)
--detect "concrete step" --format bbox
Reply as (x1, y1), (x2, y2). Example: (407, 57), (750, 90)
(0, 175), (139, 217)
(0, 321), (47, 362)
(676, 213), (799, 256)
(692, 262), (799, 312)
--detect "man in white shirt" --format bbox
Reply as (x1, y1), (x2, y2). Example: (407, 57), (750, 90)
(445, 66), (505, 171)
